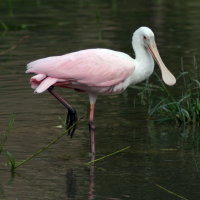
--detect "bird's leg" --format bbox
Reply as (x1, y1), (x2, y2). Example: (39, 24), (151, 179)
(89, 104), (96, 130)
(89, 104), (96, 160)
(48, 86), (77, 137)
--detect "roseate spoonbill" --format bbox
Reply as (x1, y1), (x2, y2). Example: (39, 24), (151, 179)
(26, 26), (176, 156)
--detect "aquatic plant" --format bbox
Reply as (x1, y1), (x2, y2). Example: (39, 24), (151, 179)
(86, 146), (130, 165)
(149, 72), (200, 125)
(155, 184), (189, 200)
(6, 151), (16, 171)
(134, 63), (200, 125)
(0, 115), (15, 155)
(9, 119), (80, 171)
(0, 115), (17, 171)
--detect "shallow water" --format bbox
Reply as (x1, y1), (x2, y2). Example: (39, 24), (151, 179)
(1, 0), (200, 199)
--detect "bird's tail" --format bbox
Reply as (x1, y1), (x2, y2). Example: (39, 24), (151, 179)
(30, 74), (58, 93)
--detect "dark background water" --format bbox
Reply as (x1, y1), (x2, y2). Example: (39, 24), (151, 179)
(0, 0), (200, 199)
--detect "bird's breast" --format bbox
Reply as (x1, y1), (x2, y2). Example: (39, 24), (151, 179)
(129, 60), (154, 85)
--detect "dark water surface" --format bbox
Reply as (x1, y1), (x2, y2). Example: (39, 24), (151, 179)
(1, 0), (200, 199)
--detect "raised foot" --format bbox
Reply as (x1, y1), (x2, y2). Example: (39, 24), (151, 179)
(47, 86), (78, 138)
(66, 108), (78, 138)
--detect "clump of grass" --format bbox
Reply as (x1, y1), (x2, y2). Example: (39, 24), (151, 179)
(133, 57), (200, 126)
(149, 72), (200, 125)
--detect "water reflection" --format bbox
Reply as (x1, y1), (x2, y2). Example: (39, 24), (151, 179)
(0, 183), (5, 199)
(1, 121), (200, 199)
(66, 165), (96, 200)
(88, 166), (95, 200)
(66, 168), (77, 199)
(147, 120), (200, 152)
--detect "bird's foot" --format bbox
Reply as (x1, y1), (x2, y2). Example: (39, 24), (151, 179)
(66, 108), (77, 137)
(47, 86), (78, 137)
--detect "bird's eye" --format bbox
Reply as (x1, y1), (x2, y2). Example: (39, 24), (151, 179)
(143, 36), (147, 40)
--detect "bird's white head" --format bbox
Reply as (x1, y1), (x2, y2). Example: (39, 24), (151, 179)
(132, 26), (176, 86)
(132, 26), (155, 48)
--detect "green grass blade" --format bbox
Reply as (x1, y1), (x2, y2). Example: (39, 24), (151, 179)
(86, 146), (131, 165)
(14, 119), (80, 169)
(0, 115), (15, 154)
(6, 151), (16, 171)
(155, 184), (189, 200)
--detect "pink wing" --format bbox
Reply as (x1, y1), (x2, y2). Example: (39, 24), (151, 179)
(26, 48), (135, 93)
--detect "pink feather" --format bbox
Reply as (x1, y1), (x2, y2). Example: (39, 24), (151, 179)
(26, 48), (135, 93)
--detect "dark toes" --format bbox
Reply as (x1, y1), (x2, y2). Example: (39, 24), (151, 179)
(65, 109), (78, 137)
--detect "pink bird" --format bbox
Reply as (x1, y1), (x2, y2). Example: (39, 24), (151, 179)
(26, 27), (176, 157)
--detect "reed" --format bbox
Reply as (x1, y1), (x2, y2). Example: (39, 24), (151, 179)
(155, 184), (189, 200)
(0, 115), (15, 155)
(86, 146), (131, 165)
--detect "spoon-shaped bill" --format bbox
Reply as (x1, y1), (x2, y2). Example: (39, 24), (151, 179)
(147, 42), (176, 86)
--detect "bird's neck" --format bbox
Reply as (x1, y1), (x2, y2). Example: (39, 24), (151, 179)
(130, 43), (155, 85)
